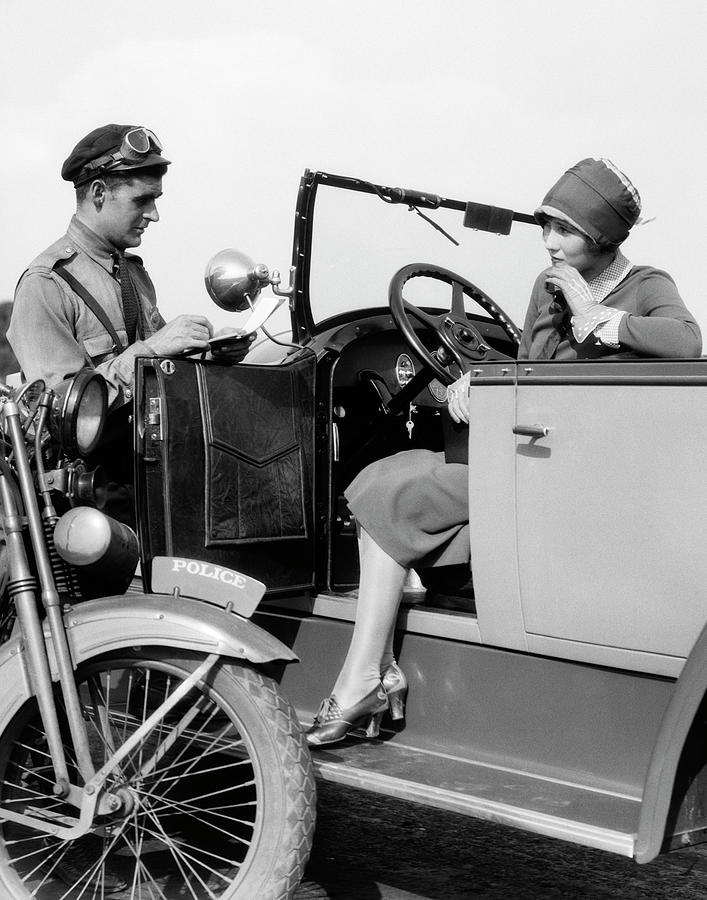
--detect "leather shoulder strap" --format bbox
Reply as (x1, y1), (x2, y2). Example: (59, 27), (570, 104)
(53, 260), (125, 353)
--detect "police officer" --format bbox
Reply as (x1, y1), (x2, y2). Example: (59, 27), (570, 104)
(9, 123), (249, 528)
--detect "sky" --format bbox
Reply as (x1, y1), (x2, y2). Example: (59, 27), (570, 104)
(1, 0), (706, 335)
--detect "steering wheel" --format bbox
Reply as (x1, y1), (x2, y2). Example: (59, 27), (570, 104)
(389, 263), (521, 385)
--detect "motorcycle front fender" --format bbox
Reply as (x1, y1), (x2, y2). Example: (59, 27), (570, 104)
(0, 635), (33, 734)
(0, 594), (298, 738)
(55, 593), (299, 670)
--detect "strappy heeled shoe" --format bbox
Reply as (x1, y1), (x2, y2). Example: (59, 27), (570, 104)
(306, 684), (389, 747)
(381, 662), (408, 722)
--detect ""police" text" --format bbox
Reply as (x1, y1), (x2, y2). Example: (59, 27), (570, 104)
(171, 558), (247, 589)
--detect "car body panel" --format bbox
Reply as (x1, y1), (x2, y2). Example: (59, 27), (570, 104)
(255, 602), (675, 856)
(259, 606), (672, 794)
(636, 618), (707, 861)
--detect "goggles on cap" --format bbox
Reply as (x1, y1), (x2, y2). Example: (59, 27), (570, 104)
(75, 127), (164, 184)
(121, 127), (163, 157)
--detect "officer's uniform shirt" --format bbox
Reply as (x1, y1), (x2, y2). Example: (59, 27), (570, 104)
(9, 215), (166, 408)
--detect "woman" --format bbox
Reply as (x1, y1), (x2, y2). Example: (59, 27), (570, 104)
(306, 157), (702, 747)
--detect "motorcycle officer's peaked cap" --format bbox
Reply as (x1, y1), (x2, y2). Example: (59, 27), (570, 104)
(61, 124), (171, 186)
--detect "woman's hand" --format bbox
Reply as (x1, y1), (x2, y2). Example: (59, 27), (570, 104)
(545, 265), (597, 317)
(447, 371), (471, 424)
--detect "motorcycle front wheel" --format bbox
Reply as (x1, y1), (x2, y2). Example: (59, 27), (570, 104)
(0, 648), (316, 899)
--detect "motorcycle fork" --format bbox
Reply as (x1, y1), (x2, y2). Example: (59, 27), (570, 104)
(1, 400), (96, 795)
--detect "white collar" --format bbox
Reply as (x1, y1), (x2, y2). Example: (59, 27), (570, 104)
(588, 250), (632, 304)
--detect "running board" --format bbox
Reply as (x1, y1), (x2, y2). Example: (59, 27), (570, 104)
(309, 739), (638, 858)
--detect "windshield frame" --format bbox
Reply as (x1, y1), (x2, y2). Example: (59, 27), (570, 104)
(288, 170), (541, 344)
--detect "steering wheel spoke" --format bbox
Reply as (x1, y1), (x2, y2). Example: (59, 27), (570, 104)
(450, 281), (466, 316)
(389, 263), (519, 385)
(402, 302), (443, 331)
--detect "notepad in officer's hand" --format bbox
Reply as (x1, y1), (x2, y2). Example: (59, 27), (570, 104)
(208, 296), (285, 348)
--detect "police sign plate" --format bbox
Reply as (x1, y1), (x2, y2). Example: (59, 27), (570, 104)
(150, 556), (266, 618)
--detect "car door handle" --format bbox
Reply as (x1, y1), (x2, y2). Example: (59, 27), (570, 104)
(513, 424), (550, 438)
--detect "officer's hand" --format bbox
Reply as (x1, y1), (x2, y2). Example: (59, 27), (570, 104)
(145, 315), (214, 356)
(209, 329), (257, 363)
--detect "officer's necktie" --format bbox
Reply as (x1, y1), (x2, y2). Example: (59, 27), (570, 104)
(113, 254), (140, 345)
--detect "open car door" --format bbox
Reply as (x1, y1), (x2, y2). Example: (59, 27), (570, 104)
(134, 354), (317, 595)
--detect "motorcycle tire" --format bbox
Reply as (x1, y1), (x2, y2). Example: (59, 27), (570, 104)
(0, 647), (316, 899)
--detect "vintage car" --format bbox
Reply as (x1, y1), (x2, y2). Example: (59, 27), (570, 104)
(134, 169), (707, 867)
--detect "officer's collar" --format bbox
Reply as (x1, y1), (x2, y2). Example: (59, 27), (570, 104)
(67, 215), (125, 273)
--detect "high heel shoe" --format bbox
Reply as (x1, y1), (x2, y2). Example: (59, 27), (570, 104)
(306, 684), (389, 747)
(381, 662), (408, 722)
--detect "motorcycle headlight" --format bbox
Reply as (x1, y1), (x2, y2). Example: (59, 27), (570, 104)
(50, 370), (108, 456)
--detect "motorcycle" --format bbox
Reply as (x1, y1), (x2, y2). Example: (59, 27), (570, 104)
(0, 369), (315, 898)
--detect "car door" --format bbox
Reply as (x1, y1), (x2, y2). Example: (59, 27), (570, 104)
(513, 358), (707, 677)
(134, 354), (318, 594)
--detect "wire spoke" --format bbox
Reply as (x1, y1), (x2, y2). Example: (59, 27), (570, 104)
(138, 812), (240, 888)
(37, 840), (110, 900)
(147, 781), (255, 802)
(137, 784), (258, 822)
(119, 812), (169, 900)
(8, 838), (58, 885)
(146, 734), (248, 785)
(147, 755), (253, 788)
(143, 802), (256, 847)
(137, 811), (215, 900)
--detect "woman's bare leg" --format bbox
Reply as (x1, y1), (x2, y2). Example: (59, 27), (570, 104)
(330, 526), (408, 708)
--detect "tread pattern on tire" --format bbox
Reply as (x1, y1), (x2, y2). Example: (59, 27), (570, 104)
(229, 664), (317, 900)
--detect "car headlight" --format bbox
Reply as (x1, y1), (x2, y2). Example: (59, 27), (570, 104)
(50, 370), (108, 456)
